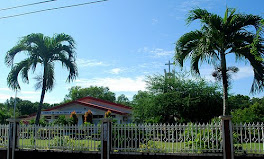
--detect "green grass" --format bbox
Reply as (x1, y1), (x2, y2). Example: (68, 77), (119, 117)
(15, 139), (264, 154)
(234, 143), (264, 154)
(18, 138), (100, 151)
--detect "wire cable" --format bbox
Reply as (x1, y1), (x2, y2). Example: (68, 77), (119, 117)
(0, 0), (108, 20)
(0, 0), (57, 11)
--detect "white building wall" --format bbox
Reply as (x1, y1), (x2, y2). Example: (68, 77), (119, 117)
(41, 103), (132, 125)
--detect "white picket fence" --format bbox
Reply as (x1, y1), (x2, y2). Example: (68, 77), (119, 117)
(1, 122), (264, 154)
(0, 124), (8, 149)
(233, 123), (264, 154)
(17, 124), (101, 151)
(112, 123), (222, 153)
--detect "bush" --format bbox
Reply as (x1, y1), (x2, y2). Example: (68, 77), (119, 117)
(53, 115), (73, 125)
(70, 111), (78, 125)
(184, 123), (222, 153)
(84, 110), (93, 123)
(139, 140), (166, 153)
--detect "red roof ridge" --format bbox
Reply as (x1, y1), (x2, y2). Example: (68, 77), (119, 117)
(76, 101), (127, 115)
(23, 96), (131, 118)
(77, 96), (132, 109)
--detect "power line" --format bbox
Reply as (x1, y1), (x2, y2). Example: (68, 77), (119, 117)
(0, 0), (108, 20)
(0, 0), (57, 11)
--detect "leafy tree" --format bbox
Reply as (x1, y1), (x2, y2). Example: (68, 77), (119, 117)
(228, 94), (251, 111)
(0, 103), (12, 124)
(175, 8), (264, 115)
(232, 102), (264, 123)
(132, 91), (157, 123)
(64, 86), (116, 102)
(132, 74), (222, 123)
(5, 33), (78, 125)
(116, 94), (130, 106)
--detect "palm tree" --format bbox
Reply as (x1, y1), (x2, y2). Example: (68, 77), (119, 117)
(5, 33), (78, 124)
(175, 8), (264, 116)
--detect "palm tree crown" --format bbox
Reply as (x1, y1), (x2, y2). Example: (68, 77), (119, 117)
(5, 33), (78, 124)
(175, 8), (264, 115)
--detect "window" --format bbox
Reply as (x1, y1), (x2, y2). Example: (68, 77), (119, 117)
(44, 116), (51, 120)
(93, 115), (103, 118)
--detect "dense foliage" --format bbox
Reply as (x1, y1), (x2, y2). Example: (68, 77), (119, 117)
(132, 74), (223, 123)
(0, 97), (56, 124)
(64, 86), (116, 103)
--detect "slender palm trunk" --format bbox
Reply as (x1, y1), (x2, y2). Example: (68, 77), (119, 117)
(220, 52), (228, 116)
(35, 66), (47, 125)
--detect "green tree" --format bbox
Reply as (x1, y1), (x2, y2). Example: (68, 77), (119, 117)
(64, 86), (116, 102)
(232, 102), (264, 123)
(5, 33), (78, 125)
(132, 74), (222, 123)
(228, 94), (251, 111)
(132, 91), (156, 123)
(0, 103), (12, 124)
(116, 94), (130, 106)
(175, 8), (264, 115)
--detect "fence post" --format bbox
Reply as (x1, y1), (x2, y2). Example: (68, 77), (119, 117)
(101, 118), (112, 159)
(220, 116), (234, 159)
(6, 118), (20, 159)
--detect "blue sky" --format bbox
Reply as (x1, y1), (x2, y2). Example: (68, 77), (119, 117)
(0, 0), (263, 103)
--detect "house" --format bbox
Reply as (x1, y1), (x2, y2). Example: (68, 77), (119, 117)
(25, 96), (132, 125)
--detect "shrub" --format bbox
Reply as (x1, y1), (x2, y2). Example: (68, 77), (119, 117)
(105, 110), (111, 118)
(53, 115), (72, 125)
(84, 110), (93, 123)
(70, 111), (78, 125)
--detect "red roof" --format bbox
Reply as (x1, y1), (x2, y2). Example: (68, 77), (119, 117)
(41, 96), (132, 115)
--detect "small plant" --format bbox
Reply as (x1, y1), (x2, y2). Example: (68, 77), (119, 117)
(84, 110), (93, 123)
(105, 110), (111, 118)
(51, 136), (75, 148)
(139, 141), (165, 153)
(53, 115), (71, 125)
(70, 111), (78, 125)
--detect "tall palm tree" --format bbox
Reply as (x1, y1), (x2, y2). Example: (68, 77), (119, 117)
(5, 33), (78, 124)
(175, 8), (264, 115)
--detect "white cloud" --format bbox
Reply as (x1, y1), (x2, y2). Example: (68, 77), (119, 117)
(198, 66), (254, 81)
(138, 47), (174, 58)
(75, 76), (146, 92)
(110, 68), (122, 74)
(233, 66), (253, 80)
(150, 48), (174, 58)
(177, 0), (217, 12)
(0, 88), (11, 91)
(76, 58), (108, 67)
(20, 90), (39, 94)
(152, 18), (158, 25)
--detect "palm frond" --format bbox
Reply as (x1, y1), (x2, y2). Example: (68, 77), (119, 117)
(33, 75), (43, 91)
(45, 63), (55, 91)
(187, 8), (211, 24)
(7, 59), (32, 90)
(5, 44), (27, 67)
(53, 33), (76, 49)
(53, 54), (78, 82)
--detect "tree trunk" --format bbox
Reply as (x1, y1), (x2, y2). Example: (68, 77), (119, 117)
(220, 52), (228, 116)
(35, 66), (47, 125)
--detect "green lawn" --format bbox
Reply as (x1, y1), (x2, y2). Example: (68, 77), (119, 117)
(18, 138), (100, 151)
(234, 143), (264, 154)
(15, 139), (264, 154)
